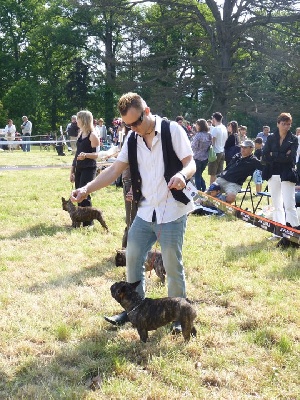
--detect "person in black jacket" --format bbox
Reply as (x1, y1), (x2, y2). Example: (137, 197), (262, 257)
(214, 140), (261, 204)
(224, 120), (240, 166)
(262, 112), (299, 245)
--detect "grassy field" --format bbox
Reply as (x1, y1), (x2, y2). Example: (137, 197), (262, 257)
(0, 148), (299, 400)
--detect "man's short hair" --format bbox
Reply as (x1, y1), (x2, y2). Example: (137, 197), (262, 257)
(212, 112), (222, 122)
(118, 92), (146, 116)
(263, 125), (270, 130)
(255, 137), (263, 144)
(176, 115), (184, 122)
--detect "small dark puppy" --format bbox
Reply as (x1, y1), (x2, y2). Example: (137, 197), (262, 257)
(62, 197), (108, 230)
(115, 249), (166, 284)
(110, 280), (197, 342)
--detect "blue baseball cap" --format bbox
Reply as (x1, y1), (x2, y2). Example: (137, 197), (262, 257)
(207, 183), (221, 192)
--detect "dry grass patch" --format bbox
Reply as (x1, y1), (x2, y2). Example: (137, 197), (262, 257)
(0, 150), (299, 399)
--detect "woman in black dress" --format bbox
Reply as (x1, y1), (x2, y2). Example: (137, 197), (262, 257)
(70, 110), (100, 226)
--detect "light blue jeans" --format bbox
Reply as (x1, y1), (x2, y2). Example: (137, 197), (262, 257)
(126, 215), (187, 298)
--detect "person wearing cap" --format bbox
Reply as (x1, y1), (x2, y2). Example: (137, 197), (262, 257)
(214, 139), (261, 204)
(262, 112), (299, 247)
(20, 116), (32, 152)
(208, 112), (228, 185)
(206, 183), (225, 200)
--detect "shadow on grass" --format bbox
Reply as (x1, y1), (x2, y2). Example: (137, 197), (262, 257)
(0, 323), (188, 396)
(26, 258), (116, 293)
(6, 223), (72, 240)
(5, 222), (112, 241)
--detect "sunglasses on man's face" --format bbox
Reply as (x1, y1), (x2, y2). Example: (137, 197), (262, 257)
(124, 111), (144, 129)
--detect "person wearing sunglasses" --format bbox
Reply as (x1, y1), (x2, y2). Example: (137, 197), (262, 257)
(71, 92), (196, 335)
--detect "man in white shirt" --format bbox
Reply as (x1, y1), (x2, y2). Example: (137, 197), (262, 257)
(71, 92), (196, 334)
(20, 116), (32, 152)
(208, 112), (228, 184)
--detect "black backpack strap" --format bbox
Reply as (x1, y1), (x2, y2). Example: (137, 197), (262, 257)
(127, 131), (142, 205)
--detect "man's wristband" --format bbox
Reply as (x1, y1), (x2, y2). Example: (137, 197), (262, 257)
(178, 172), (188, 183)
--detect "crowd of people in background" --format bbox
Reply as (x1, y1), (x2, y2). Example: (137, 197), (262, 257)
(1, 107), (300, 245)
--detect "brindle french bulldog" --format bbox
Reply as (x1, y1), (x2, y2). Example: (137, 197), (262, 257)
(110, 280), (197, 342)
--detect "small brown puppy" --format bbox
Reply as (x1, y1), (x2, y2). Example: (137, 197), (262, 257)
(115, 249), (166, 284)
(62, 197), (108, 230)
(110, 280), (197, 343)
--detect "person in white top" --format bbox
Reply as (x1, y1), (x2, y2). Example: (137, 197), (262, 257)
(97, 118), (107, 143)
(71, 92), (196, 334)
(208, 112), (228, 184)
(4, 119), (16, 150)
(20, 116), (32, 152)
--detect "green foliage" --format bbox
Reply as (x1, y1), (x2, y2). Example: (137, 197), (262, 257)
(0, 0), (300, 129)
(0, 101), (8, 126)
(2, 79), (39, 126)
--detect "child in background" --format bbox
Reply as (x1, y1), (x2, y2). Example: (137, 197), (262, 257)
(206, 183), (226, 201)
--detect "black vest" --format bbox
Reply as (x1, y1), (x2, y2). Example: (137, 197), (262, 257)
(127, 119), (190, 206)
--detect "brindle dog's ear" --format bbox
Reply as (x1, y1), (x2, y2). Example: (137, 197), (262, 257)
(130, 281), (141, 289)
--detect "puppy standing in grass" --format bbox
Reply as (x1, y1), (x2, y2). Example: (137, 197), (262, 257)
(71, 92), (196, 334)
(111, 281), (197, 342)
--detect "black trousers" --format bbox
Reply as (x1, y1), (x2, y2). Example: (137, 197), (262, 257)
(75, 167), (96, 226)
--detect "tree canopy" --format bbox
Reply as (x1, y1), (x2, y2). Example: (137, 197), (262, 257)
(0, 0), (299, 134)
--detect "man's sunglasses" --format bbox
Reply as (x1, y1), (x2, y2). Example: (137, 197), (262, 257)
(124, 111), (144, 129)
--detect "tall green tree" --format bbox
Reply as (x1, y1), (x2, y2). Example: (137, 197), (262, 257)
(70, 0), (142, 125)
(148, 0), (300, 121)
(22, 1), (84, 132)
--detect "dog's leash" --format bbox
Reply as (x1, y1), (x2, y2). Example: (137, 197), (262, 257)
(147, 188), (171, 275)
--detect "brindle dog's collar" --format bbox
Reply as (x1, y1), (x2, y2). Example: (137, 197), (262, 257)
(127, 300), (144, 315)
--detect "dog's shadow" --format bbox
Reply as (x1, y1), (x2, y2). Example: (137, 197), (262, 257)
(102, 322), (192, 363)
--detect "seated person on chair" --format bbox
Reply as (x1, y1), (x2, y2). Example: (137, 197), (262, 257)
(213, 140), (262, 204)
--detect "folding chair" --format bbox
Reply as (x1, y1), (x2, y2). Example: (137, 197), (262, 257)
(253, 185), (271, 214)
(234, 176), (255, 212)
